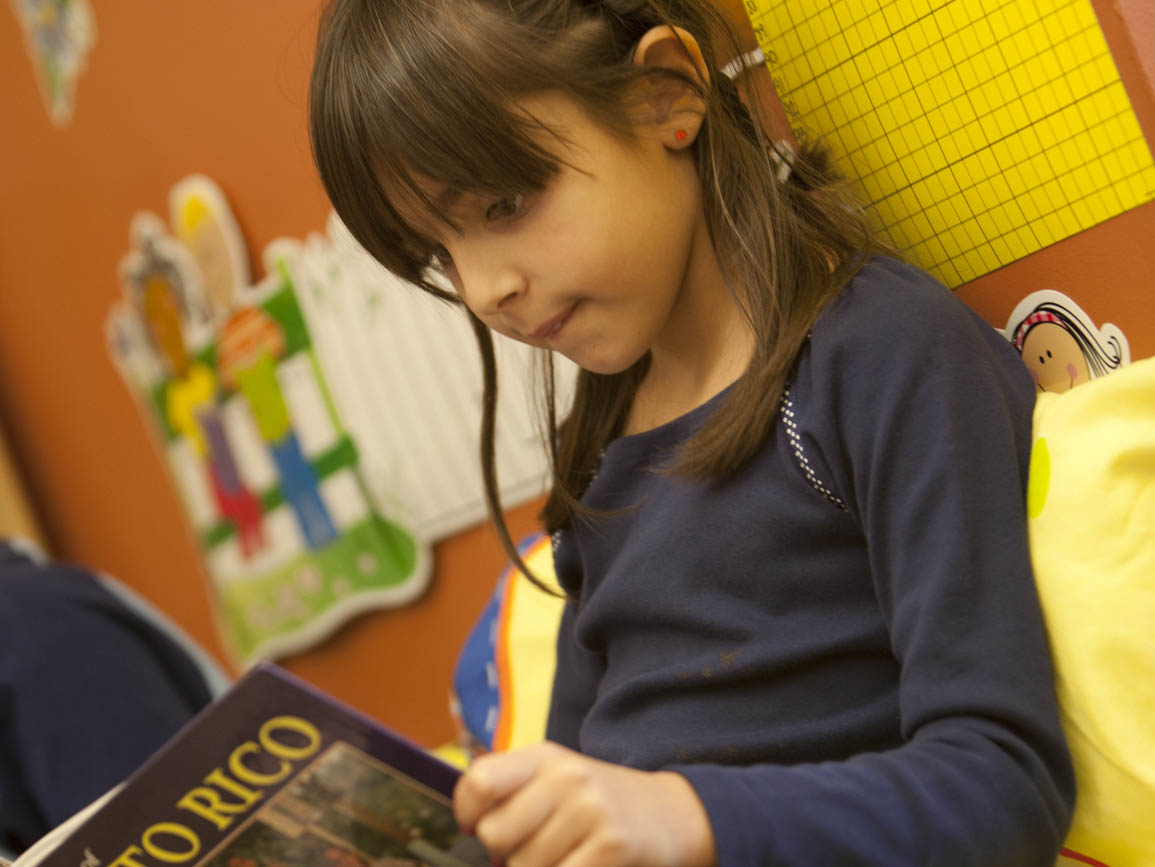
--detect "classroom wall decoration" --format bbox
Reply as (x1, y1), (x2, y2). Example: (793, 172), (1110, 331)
(10, 0), (95, 126)
(109, 176), (566, 662)
(1004, 288), (1131, 393)
(745, 0), (1155, 287)
(108, 175), (430, 665)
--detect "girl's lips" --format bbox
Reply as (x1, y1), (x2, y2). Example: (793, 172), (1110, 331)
(531, 302), (578, 339)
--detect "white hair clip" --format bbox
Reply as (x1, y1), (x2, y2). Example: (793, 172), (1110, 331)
(721, 46), (765, 81)
(719, 47), (793, 184)
(769, 140), (795, 184)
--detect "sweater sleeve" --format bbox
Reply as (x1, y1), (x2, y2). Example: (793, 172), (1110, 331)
(0, 550), (213, 848)
(676, 264), (1075, 865)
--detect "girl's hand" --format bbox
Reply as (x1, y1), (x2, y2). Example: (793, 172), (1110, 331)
(453, 741), (716, 867)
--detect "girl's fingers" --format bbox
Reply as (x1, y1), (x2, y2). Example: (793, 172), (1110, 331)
(489, 751), (635, 867)
(473, 766), (566, 862)
(454, 743), (561, 832)
(500, 799), (585, 867)
(555, 838), (628, 867)
(456, 744), (716, 867)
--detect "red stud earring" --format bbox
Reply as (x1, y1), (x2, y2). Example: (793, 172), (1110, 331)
(675, 129), (687, 141)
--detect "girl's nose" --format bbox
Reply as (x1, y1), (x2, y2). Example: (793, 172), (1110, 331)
(474, 263), (527, 317)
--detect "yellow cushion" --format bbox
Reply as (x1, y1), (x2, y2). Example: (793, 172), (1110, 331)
(1028, 356), (1155, 866)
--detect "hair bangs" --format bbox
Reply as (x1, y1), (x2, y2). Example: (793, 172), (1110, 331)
(310, 0), (610, 293)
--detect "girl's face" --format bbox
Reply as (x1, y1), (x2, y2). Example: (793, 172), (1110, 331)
(400, 92), (719, 375)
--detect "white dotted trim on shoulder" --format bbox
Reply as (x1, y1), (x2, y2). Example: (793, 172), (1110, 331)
(779, 386), (847, 512)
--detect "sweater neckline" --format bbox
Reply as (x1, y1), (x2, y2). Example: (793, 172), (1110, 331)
(602, 383), (735, 468)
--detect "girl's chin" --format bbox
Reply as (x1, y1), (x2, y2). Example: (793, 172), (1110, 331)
(560, 346), (648, 376)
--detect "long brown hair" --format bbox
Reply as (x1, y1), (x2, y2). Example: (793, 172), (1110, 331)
(310, 0), (884, 592)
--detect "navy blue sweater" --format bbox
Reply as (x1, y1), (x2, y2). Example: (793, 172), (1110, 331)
(546, 259), (1074, 865)
(0, 543), (213, 853)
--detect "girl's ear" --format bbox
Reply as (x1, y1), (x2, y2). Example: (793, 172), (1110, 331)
(632, 26), (710, 148)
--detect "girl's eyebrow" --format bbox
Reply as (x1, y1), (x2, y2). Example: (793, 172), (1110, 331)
(408, 176), (462, 212)
(391, 179), (464, 238)
(434, 186), (463, 210)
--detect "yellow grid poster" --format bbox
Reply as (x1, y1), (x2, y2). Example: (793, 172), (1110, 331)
(746, 0), (1155, 286)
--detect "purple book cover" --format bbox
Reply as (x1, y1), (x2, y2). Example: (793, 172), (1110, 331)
(38, 663), (488, 867)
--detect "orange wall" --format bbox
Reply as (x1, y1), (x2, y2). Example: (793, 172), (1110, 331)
(0, 1), (1151, 748)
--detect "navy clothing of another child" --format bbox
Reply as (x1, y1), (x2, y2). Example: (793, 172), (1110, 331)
(0, 543), (214, 854)
(547, 258), (1074, 865)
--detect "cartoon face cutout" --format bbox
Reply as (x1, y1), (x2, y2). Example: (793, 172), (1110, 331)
(1005, 290), (1131, 394)
(1020, 321), (1090, 394)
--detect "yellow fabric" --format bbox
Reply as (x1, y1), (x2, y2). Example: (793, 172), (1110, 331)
(1028, 356), (1155, 866)
(494, 536), (566, 752)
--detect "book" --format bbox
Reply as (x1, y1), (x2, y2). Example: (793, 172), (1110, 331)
(21, 663), (489, 867)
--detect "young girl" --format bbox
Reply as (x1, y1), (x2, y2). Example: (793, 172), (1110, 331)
(309, 0), (1074, 863)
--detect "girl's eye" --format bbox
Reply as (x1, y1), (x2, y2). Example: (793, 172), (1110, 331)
(485, 193), (525, 222)
(428, 244), (453, 272)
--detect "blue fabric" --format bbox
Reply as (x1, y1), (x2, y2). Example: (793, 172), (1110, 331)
(0, 543), (215, 854)
(453, 575), (503, 751)
(94, 573), (232, 701)
(547, 258), (1074, 865)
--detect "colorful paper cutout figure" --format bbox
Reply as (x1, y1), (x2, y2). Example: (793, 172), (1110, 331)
(108, 176), (428, 664)
(11, 0), (96, 126)
(1004, 290), (1130, 394)
(169, 174), (249, 320)
(218, 306), (338, 550)
(119, 214), (266, 559)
